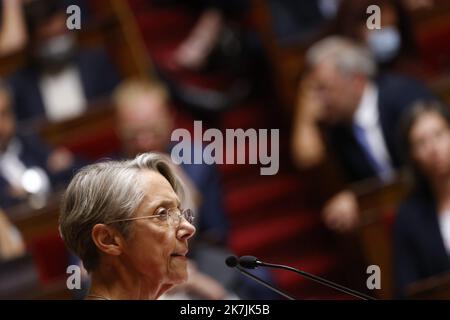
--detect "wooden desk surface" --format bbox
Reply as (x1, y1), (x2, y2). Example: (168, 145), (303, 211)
(8, 191), (63, 243)
(407, 272), (450, 299)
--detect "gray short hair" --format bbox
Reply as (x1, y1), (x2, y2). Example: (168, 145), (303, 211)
(59, 152), (184, 272)
(306, 36), (377, 78)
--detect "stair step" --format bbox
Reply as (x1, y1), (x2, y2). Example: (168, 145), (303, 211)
(220, 101), (271, 130)
(230, 213), (319, 255)
(225, 174), (302, 215)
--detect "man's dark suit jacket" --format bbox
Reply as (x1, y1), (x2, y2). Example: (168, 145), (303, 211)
(327, 73), (436, 183)
(394, 190), (450, 297)
(8, 48), (120, 123)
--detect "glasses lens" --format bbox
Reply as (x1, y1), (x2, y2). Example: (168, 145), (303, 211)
(183, 209), (194, 224)
(167, 208), (194, 226)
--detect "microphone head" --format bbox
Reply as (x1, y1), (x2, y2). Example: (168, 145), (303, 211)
(239, 255), (259, 269)
(225, 255), (239, 268)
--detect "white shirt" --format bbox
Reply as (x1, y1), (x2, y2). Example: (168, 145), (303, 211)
(0, 138), (27, 189)
(439, 210), (450, 254)
(0, 138), (51, 196)
(353, 83), (394, 182)
(39, 66), (87, 122)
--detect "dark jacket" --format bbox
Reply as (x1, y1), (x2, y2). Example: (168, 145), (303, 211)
(394, 191), (450, 297)
(327, 73), (436, 182)
(8, 48), (120, 123)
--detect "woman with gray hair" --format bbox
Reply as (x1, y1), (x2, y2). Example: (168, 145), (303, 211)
(59, 152), (196, 300)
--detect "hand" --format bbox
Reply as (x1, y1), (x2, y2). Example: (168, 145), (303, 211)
(47, 148), (74, 173)
(291, 75), (327, 168)
(322, 190), (360, 233)
(297, 75), (325, 123)
(0, 210), (25, 260)
(8, 184), (27, 199)
(173, 38), (210, 70)
(172, 9), (223, 70)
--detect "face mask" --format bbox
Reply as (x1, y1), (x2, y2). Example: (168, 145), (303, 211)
(367, 26), (401, 63)
(35, 33), (76, 70)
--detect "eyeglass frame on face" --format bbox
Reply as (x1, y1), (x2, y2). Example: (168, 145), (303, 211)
(104, 207), (195, 227)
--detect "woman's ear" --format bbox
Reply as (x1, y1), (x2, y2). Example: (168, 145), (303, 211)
(91, 224), (124, 256)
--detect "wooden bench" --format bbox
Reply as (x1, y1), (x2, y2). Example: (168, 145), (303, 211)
(407, 271), (450, 299)
(353, 173), (410, 299)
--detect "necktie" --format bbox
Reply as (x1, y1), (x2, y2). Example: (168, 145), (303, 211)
(352, 124), (392, 181)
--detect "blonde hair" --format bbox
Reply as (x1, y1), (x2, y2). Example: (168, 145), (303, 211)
(113, 78), (169, 110)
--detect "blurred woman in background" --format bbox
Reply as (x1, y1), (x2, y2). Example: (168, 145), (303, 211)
(394, 101), (450, 297)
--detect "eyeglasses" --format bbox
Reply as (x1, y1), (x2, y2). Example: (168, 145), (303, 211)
(105, 208), (195, 227)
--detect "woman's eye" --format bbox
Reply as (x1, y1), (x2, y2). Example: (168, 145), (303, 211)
(155, 208), (169, 220)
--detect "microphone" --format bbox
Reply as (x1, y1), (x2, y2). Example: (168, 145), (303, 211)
(225, 255), (295, 300)
(238, 255), (261, 269)
(225, 255), (239, 268)
(235, 255), (375, 300)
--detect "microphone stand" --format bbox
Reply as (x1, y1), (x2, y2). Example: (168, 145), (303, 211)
(235, 266), (295, 300)
(258, 261), (375, 300)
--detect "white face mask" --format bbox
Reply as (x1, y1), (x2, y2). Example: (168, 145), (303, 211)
(36, 33), (76, 69)
(367, 26), (401, 63)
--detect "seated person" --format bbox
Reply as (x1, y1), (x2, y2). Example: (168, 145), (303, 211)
(0, 82), (76, 209)
(136, 0), (253, 114)
(332, 0), (418, 72)
(291, 36), (436, 232)
(394, 101), (450, 297)
(0, 208), (25, 261)
(113, 79), (278, 299)
(8, 0), (120, 123)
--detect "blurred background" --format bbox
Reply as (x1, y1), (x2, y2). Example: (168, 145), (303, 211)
(1, 0), (450, 300)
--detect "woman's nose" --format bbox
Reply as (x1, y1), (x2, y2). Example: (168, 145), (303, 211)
(177, 219), (196, 241)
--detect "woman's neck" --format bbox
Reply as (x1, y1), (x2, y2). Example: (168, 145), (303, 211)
(88, 262), (171, 300)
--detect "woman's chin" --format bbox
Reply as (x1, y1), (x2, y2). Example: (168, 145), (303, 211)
(168, 269), (188, 285)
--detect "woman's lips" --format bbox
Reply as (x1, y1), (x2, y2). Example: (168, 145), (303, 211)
(171, 254), (187, 260)
(171, 251), (188, 258)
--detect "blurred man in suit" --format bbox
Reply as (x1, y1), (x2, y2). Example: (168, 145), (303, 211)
(8, 0), (120, 123)
(292, 36), (436, 232)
